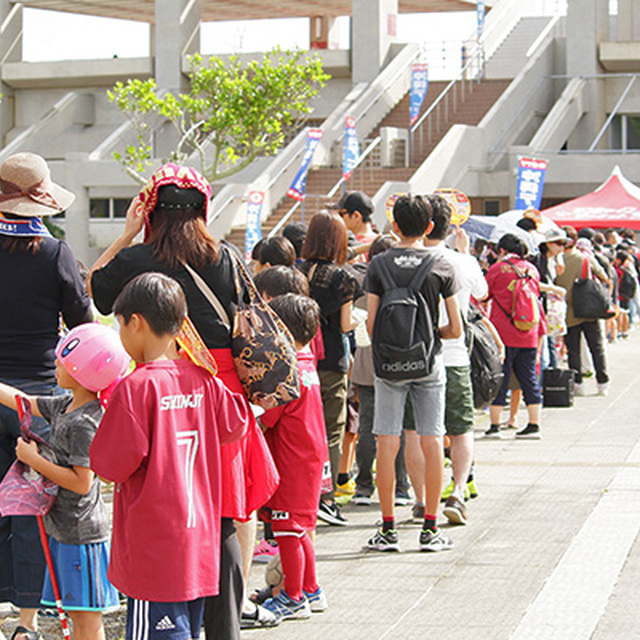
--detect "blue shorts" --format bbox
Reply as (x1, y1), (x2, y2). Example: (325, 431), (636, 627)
(126, 598), (205, 640)
(373, 356), (446, 437)
(41, 537), (119, 611)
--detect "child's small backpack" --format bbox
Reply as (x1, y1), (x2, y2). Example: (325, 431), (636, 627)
(494, 259), (541, 331)
(372, 253), (437, 380)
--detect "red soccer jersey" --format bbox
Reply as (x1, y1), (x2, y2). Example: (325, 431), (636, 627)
(90, 359), (248, 602)
(260, 350), (328, 517)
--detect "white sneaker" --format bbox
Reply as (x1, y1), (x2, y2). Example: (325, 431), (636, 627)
(574, 382), (586, 397)
(597, 383), (609, 396)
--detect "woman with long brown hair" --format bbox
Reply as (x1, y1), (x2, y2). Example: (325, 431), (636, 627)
(89, 164), (278, 638)
(299, 211), (358, 526)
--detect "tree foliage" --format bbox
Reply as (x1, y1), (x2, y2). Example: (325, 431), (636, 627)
(108, 48), (329, 184)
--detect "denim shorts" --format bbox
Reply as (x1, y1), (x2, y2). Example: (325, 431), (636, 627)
(373, 356), (445, 437)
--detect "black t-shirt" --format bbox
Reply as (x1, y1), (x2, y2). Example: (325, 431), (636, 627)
(91, 243), (239, 349)
(0, 238), (93, 381)
(364, 247), (459, 354)
(299, 260), (358, 373)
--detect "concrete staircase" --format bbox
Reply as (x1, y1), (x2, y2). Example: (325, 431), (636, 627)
(485, 16), (555, 79)
(226, 79), (511, 248)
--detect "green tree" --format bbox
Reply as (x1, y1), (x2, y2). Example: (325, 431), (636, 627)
(108, 48), (329, 184)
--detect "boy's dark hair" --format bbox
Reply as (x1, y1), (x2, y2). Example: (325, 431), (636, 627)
(251, 239), (263, 262)
(516, 217), (537, 233)
(114, 272), (187, 337)
(258, 236), (295, 267)
(498, 233), (528, 258)
(392, 194), (432, 238)
(269, 293), (320, 347)
(616, 250), (629, 263)
(368, 234), (397, 261)
(254, 265), (309, 299)
(282, 222), (307, 258)
(426, 194), (451, 240)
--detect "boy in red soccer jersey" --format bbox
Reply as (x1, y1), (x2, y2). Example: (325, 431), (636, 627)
(90, 272), (249, 640)
(259, 293), (329, 620)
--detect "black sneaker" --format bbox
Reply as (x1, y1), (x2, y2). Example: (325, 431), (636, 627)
(317, 501), (348, 526)
(484, 424), (501, 439)
(515, 423), (541, 439)
(366, 528), (400, 552)
(419, 528), (453, 552)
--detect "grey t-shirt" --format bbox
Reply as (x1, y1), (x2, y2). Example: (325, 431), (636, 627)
(37, 395), (109, 545)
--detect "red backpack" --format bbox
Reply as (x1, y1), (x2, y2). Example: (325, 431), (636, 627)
(495, 259), (541, 331)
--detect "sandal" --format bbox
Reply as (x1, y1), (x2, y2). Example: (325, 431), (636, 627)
(240, 604), (280, 629)
(10, 627), (43, 640)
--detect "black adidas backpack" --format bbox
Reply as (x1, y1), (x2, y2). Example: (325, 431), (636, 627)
(371, 253), (437, 380)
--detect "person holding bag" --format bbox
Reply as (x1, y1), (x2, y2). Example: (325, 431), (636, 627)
(555, 226), (611, 396)
(88, 164), (280, 638)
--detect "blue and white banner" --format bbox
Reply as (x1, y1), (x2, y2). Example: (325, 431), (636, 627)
(287, 129), (323, 202)
(244, 190), (264, 260)
(477, 0), (486, 40)
(515, 157), (548, 210)
(409, 63), (429, 126)
(342, 116), (360, 181)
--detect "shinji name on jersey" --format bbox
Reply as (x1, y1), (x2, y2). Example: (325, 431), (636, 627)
(159, 393), (204, 411)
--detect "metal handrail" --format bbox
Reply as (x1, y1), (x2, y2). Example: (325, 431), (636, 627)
(268, 136), (382, 238)
(334, 44), (421, 146)
(408, 42), (484, 164)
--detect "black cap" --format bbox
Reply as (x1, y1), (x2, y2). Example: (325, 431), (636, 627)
(156, 185), (205, 210)
(338, 191), (374, 220)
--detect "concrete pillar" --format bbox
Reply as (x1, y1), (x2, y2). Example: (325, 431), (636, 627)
(310, 16), (340, 50)
(0, 0), (21, 146)
(617, 0), (640, 42)
(153, 0), (201, 158)
(352, 0), (398, 84)
(566, 0), (609, 150)
(57, 155), (91, 265)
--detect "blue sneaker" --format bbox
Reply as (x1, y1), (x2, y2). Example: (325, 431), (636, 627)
(262, 591), (311, 620)
(303, 586), (328, 612)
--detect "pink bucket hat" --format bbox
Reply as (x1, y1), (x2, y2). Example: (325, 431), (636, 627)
(0, 152), (75, 217)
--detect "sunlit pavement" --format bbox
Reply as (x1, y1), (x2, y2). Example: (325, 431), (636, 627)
(246, 329), (640, 639)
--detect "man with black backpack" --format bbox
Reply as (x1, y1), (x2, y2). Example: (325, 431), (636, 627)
(363, 195), (462, 553)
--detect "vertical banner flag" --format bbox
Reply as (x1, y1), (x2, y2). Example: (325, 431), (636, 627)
(287, 129), (323, 201)
(477, 0), (486, 40)
(342, 116), (360, 181)
(409, 63), (429, 126)
(244, 190), (264, 260)
(515, 157), (548, 210)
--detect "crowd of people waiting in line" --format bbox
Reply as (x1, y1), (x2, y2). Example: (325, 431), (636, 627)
(0, 151), (634, 640)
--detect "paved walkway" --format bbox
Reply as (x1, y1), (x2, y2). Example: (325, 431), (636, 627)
(245, 332), (640, 640)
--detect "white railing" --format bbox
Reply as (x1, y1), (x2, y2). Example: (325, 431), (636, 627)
(268, 135), (382, 238)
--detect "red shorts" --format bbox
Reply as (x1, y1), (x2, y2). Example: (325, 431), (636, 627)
(266, 509), (317, 534)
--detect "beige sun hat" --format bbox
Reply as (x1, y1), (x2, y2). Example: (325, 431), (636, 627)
(0, 152), (75, 217)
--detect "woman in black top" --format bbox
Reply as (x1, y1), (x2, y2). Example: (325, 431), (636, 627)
(89, 163), (274, 638)
(0, 153), (93, 640)
(299, 211), (357, 525)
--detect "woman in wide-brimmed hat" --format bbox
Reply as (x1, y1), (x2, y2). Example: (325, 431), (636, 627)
(0, 152), (93, 640)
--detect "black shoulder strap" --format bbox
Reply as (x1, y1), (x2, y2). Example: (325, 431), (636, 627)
(408, 253), (437, 291)
(373, 254), (398, 293)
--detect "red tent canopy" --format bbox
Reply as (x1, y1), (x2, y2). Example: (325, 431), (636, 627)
(543, 166), (640, 230)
